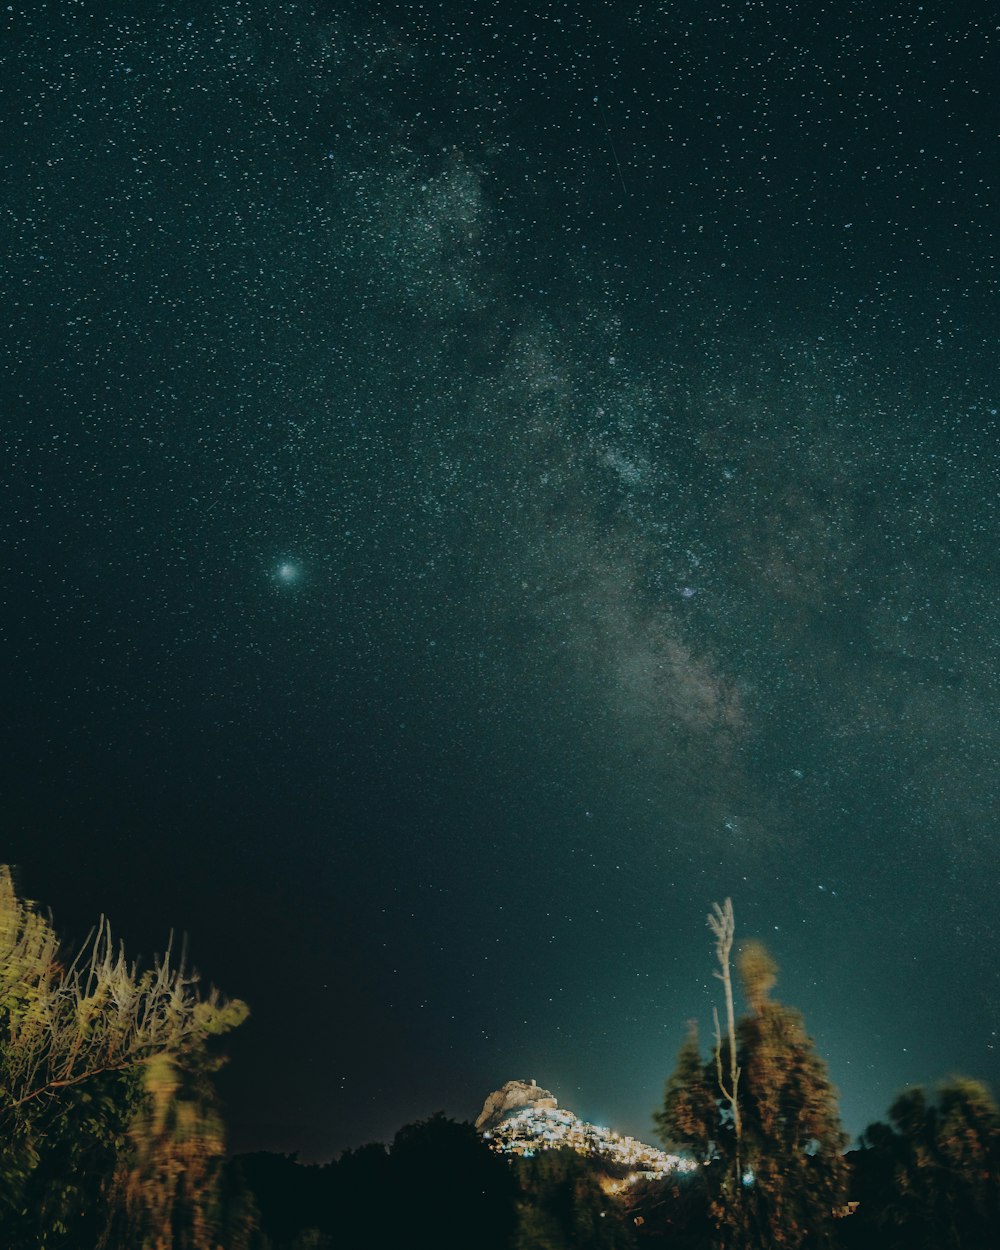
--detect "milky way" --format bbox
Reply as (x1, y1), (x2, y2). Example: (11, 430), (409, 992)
(3, 2), (998, 1157)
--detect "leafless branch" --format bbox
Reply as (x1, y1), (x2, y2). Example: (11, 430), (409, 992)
(0, 866), (241, 1122)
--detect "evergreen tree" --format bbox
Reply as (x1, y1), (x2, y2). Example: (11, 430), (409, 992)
(654, 1021), (718, 1164)
(732, 942), (848, 1250)
(655, 906), (847, 1250)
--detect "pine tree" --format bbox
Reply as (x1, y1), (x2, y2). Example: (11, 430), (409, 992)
(655, 905), (848, 1250)
(733, 942), (848, 1250)
(654, 1021), (718, 1164)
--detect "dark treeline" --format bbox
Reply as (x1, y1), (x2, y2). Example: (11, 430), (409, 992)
(232, 1120), (633, 1250)
(232, 1085), (1000, 1250)
(2, 874), (998, 1249)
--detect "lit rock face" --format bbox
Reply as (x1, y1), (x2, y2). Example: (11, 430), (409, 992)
(475, 1078), (558, 1133)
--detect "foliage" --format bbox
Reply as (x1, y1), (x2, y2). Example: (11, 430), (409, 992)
(850, 1077), (1000, 1250)
(0, 865), (249, 1248)
(237, 1116), (517, 1250)
(100, 1051), (237, 1249)
(731, 994), (848, 1249)
(626, 1172), (711, 1250)
(236, 1152), (332, 1249)
(3, 1068), (141, 1250)
(654, 1022), (717, 1162)
(0, 867), (245, 1116)
(6, 868), (997, 1250)
(390, 1112), (518, 1250)
(513, 1146), (636, 1250)
(656, 907), (848, 1250)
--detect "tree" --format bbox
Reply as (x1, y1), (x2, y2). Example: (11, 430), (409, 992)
(99, 1030), (252, 1250)
(513, 1146), (636, 1250)
(655, 902), (848, 1250)
(625, 1170), (710, 1250)
(708, 900), (741, 1172)
(654, 1021), (717, 1164)
(0, 865), (250, 1248)
(236, 1151), (331, 1249)
(7, 1067), (141, 1250)
(733, 941), (848, 1250)
(854, 1077), (1000, 1250)
(389, 1113), (518, 1250)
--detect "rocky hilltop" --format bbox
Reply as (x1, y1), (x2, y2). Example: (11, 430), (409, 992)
(475, 1078), (558, 1133)
(475, 1079), (689, 1177)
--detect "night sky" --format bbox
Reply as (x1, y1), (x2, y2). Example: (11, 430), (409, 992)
(3, 2), (999, 1161)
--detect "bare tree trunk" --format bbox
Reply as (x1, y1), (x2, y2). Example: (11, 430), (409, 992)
(709, 898), (741, 1182)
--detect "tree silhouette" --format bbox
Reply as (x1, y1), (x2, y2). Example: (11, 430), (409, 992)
(853, 1077), (1000, 1249)
(389, 1113), (517, 1250)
